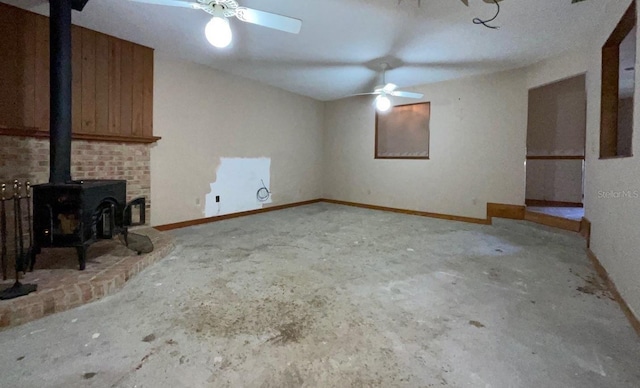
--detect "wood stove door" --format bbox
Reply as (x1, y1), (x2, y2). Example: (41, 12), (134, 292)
(33, 187), (84, 247)
(124, 197), (146, 227)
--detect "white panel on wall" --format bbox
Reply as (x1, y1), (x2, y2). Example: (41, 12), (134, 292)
(205, 157), (272, 217)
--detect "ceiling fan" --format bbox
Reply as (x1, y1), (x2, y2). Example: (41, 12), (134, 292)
(127, 0), (302, 48)
(352, 64), (424, 113)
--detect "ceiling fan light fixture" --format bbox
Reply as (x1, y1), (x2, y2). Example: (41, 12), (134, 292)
(205, 16), (232, 48)
(375, 94), (392, 113)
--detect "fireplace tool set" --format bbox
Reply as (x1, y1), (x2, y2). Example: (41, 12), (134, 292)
(0, 181), (37, 300)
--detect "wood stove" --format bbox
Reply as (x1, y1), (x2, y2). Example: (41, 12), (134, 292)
(30, 0), (146, 271)
(31, 180), (145, 270)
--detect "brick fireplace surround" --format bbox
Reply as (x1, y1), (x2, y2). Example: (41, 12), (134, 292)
(0, 136), (151, 212)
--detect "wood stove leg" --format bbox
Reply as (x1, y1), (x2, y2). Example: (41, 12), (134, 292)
(76, 246), (87, 271)
(29, 244), (40, 272)
(122, 228), (129, 247)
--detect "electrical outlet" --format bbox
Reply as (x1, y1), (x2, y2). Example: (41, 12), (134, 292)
(216, 195), (220, 203)
(195, 198), (200, 206)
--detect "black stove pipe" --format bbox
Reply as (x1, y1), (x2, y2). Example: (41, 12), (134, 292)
(49, 0), (73, 184)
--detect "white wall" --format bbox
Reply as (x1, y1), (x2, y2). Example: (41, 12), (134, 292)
(323, 70), (528, 220)
(150, 55), (324, 226)
(527, 75), (587, 156)
(582, 0), (640, 317)
(526, 48), (588, 90)
(525, 160), (584, 204)
(526, 11), (640, 317)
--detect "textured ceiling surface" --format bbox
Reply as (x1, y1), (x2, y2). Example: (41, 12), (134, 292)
(4, 0), (615, 100)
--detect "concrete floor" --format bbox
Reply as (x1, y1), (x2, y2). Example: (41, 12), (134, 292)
(0, 203), (638, 387)
(527, 206), (585, 221)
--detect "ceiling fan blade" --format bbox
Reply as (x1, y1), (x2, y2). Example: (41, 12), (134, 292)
(349, 92), (381, 97)
(127, 0), (200, 8)
(460, 0), (469, 6)
(391, 91), (424, 99)
(382, 83), (398, 93)
(235, 7), (302, 34)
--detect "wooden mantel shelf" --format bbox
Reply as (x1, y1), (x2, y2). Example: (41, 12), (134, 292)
(0, 127), (161, 144)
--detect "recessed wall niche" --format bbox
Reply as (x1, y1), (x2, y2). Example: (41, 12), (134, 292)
(600, 0), (636, 158)
(375, 102), (431, 160)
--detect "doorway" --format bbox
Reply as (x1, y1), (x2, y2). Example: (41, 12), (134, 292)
(525, 74), (586, 221)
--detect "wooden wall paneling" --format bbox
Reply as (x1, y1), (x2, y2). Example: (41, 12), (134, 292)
(131, 44), (146, 136)
(0, 4), (156, 141)
(71, 26), (82, 133)
(80, 28), (96, 133)
(119, 41), (134, 136)
(94, 32), (110, 135)
(142, 47), (154, 137)
(19, 11), (37, 129)
(108, 38), (122, 134)
(34, 15), (50, 131)
(0, 5), (20, 128)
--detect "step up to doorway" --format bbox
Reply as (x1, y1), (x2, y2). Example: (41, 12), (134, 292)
(524, 211), (581, 232)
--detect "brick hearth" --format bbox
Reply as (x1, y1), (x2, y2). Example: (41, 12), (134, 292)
(0, 228), (174, 329)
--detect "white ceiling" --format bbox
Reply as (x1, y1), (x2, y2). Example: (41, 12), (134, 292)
(4, 0), (613, 101)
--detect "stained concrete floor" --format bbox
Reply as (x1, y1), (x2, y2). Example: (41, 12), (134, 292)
(0, 203), (639, 387)
(527, 206), (585, 221)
